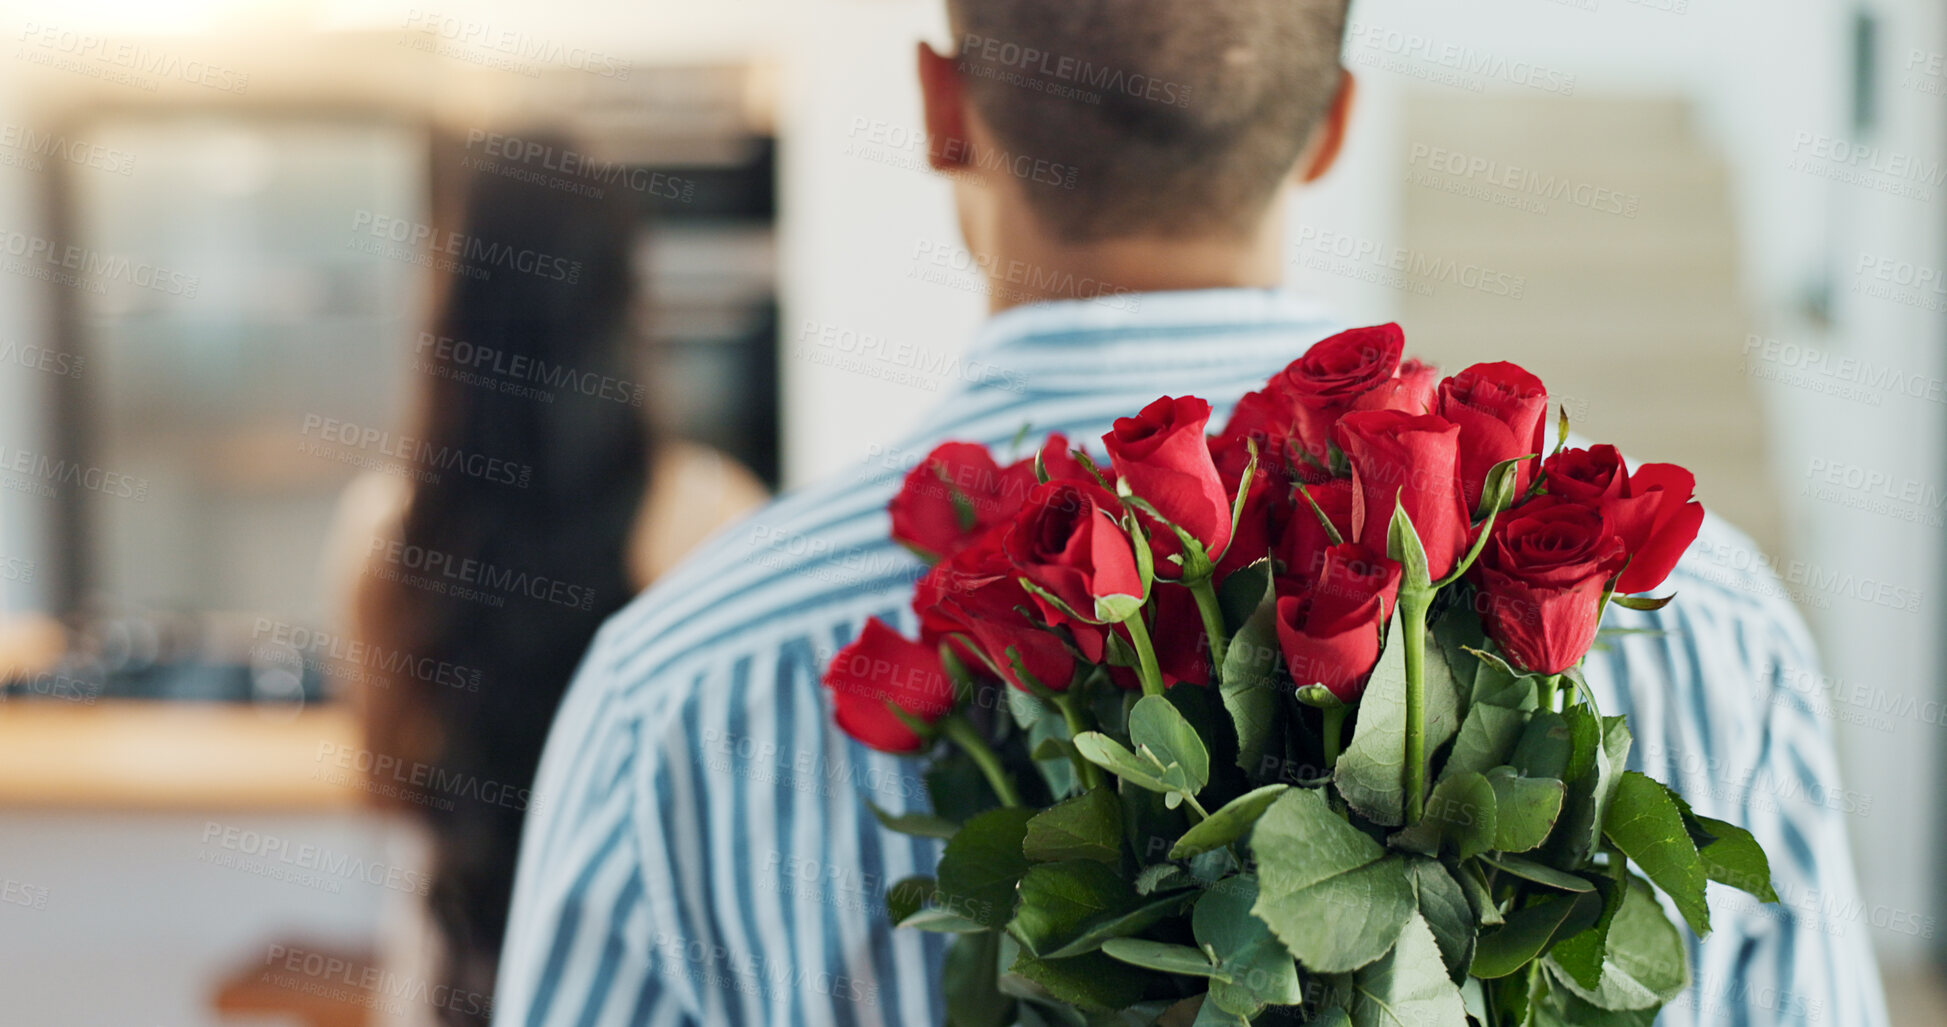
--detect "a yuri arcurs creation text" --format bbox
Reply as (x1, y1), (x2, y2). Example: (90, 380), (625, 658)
(822, 324), (1772, 1027)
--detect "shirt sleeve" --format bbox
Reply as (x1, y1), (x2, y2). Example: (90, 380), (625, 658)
(494, 636), (693, 1027)
(1690, 611), (1892, 1027)
(1598, 572), (1893, 1027)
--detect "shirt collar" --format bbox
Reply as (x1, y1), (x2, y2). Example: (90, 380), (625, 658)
(963, 287), (1340, 373)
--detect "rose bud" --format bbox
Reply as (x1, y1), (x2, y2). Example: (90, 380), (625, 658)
(889, 442), (1010, 561)
(1471, 499), (1628, 675)
(1275, 543), (1403, 703)
(1279, 323), (1407, 463)
(1334, 409), (1471, 580)
(1437, 362), (1549, 514)
(1209, 431), (1279, 580)
(1004, 479), (1145, 623)
(915, 536), (1076, 693)
(1150, 584), (1213, 687)
(1543, 446), (1705, 594)
(823, 617), (957, 753)
(1105, 396), (1234, 562)
(1277, 477), (1355, 586)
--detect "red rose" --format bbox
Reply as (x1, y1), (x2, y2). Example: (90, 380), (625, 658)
(1277, 477), (1354, 586)
(1004, 479), (1144, 622)
(1471, 499), (1627, 675)
(1105, 395), (1233, 561)
(1543, 447), (1705, 594)
(1437, 362), (1549, 514)
(1218, 387), (1294, 470)
(1610, 464), (1703, 593)
(823, 617), (956, 753)
(1279, 324), (1406, 463)
(1334, 410), (1470, 580)
(1353, 358), (1442, 417)
(916, 536), (1076, 693)
(1542, 444), (1628, 506)
(1275, 543), (1402, 702)
(889, 442), (1009, 561)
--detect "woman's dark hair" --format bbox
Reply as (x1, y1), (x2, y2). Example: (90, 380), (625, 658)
(359, 129), (652, 1023)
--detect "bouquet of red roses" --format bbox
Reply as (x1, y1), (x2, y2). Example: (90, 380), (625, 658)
(823, 324), (1774, 1027)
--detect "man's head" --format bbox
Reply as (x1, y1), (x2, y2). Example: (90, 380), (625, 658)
(923, 0), (1353, 259)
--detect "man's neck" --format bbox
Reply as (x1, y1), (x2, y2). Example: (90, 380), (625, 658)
(977, 212), (1285, 315)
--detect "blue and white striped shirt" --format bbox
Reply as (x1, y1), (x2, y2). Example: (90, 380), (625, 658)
(495, 289), (1888, 1027)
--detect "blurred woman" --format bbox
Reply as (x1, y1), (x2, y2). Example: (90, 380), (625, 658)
(326, 129), (766, 1025)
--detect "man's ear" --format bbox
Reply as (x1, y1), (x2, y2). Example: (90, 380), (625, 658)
(1295, 68), (1357, 184)
(918, 41), (972, 173)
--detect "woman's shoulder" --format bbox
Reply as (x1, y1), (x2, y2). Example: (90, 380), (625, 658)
(628, 440), (772, 587)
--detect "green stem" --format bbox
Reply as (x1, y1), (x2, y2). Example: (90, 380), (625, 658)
(941, 717), (1021, 807)
(1322, 705), (1348, 770)
(1400, 587), (1432, 826)
(1053, 691), (1104, 790)
(1187, 576), (1230, 671)
(1181, 793), (1211, 823)
(1120, 610), (1167, 697)
(1539, 673), (1562, 713)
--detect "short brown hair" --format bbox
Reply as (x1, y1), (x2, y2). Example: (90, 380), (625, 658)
(946, 0), (1350, 242)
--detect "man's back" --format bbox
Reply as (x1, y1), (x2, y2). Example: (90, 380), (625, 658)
(494, 290), (1885, 1027)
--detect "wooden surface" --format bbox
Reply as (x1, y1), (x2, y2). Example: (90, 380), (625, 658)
(0, 701), (363, 811)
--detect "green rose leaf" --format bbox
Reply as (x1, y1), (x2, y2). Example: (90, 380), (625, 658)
(1660, 789), (1778, 904)
(1004, 948), (1149, 1014)
(1483, 854), (1595, 893)
(1250, 788), (1416, 973)
(943, 931), (1015, 1027)
(898, 906), (988, 933)
(1485, 767), (1566, 853)
(1437, 704), (1527, 784)
(1073, 732), (1174, 795)
(1407, 858), (1477, 982)
(1194, 876), (1304, 1016)
(1695, 815), (1778, 902)
(1170, 784), (1290, 859)
(1455, 859), (1503, 927)
(886, 875), (934, 924)
(1546, 713), (1632, 865)
(1601, 772), (1710, 936)
(1510, 711), (1573, 780)
(1008, 860), (1138, 958)
(1136, 862), (1193, 895)
(1042, 888), (1197, 959)
(1470, 890), (1602, 979)
(1547, 874), (1625, 991)
(1218, 565), (1284, 774)
(1393, 771), (1497, 861)
(1218, 559), (1273, 631)
(1527, 970), (1658, 1027)
(1130, 694), (1211, 796)
(1547, 875), (1689, 1011)
(1348, 913), (1467, 1027)
(1097, 938), (1230, 980)
(1024, 787), (1124, 865)
(1333, 616), (1462, 826)
(937, 806), (1037, 930)
(867, 800), (961, 841)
